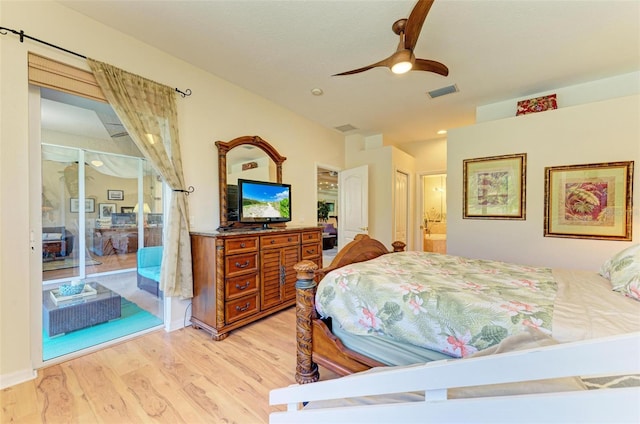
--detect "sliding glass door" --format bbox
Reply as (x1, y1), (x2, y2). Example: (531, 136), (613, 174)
(40, 87), (164, 361)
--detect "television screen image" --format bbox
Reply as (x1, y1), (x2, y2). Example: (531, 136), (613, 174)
(238, 179), (291, 227)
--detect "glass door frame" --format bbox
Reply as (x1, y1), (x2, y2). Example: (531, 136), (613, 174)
(42, 144), (155, 285)
(31, 86), (167, 369)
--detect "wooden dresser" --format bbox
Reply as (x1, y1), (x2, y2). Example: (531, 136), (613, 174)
(190, 226), (322, 340)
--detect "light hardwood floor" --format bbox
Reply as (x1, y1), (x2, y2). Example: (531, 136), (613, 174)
(1, 307), (339, 423)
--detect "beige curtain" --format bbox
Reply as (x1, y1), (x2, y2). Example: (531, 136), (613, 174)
(87, 58), (193, 298)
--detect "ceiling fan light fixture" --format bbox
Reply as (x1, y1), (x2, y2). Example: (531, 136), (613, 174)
(391, 50), (414, 74)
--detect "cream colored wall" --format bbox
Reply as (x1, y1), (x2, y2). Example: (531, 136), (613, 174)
(345, 134), (416, 250)
(0, 0), (344, 387)
(447, 95), (640, 270)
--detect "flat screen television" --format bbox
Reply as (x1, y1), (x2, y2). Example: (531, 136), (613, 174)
(238, 179), (291, 228)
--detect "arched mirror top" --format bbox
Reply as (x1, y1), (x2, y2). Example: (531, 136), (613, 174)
(216, 135), (287, 229)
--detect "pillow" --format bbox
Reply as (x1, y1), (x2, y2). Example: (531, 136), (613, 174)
(599, 244), (640, 301)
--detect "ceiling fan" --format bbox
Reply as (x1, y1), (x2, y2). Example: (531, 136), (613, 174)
(333, 0), (448, 77)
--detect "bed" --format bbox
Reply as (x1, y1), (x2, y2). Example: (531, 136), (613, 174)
(293, 235), (640, 384)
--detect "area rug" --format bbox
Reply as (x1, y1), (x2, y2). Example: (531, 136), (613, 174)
(43, 257), (101, 272)
(43, 298), (162, 361)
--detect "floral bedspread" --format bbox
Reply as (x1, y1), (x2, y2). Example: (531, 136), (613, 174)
(315, 251), (558, 358)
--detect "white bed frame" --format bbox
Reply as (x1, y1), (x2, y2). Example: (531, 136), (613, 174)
(270, 332), (640, 423)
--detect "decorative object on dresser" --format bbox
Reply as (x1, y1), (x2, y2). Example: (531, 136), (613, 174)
(190, 227), (322, 340)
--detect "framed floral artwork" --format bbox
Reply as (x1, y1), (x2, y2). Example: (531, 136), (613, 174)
(463, 153), (526, 220)
(544, 161), (634, 240)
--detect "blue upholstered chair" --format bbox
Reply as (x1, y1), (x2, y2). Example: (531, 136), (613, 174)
(137, 246), (163, 296)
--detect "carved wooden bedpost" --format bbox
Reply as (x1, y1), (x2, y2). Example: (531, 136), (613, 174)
(392, 241), (406, 252)
(294, 260), (320, 384)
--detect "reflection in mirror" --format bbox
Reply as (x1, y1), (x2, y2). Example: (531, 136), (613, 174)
(216, 136), (286, 229)
(227, 147), (276, 185)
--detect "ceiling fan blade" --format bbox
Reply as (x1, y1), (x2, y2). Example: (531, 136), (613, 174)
(413, 58), (449, 76)
(333, 56), (393, 76)
(404, 0), (435, 51)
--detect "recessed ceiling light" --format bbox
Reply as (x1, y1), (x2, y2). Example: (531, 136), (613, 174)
(437, 129), (447, 135)
(311, 88), (323, 96)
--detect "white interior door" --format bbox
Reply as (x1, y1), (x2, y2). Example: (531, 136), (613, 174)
(394, 170), (409, 246)
(338, 165), (368, 248)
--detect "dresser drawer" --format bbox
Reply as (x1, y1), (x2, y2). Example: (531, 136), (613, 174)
(261, 233), (300, 249)
(225, 253), (258, 277)
(301, 243), (320, 259)
(225, 273), (258, 300)
(302, 230), (321, 244)
(225, 236), (259, 254)
(225, 294), (259, 323)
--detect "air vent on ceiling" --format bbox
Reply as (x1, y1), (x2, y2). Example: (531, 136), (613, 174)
(427, 84), (459, 99)
(334, 124), (358, 133)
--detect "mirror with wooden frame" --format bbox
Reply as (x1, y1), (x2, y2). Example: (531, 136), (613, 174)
(216, 135), (286, 230)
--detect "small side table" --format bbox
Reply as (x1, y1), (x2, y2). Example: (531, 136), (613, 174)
(322, 234), (337, 250)
(43, 282), (121, 336)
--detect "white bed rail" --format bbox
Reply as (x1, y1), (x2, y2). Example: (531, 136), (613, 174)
(270, 332), (640, 423)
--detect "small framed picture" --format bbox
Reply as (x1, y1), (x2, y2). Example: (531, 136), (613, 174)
(107, 190), (124, 201)
(70, 198), (95, 213)
(99, 203), (117, 219)
(463, 153), (527, 220)
(121, 206), (135, 213)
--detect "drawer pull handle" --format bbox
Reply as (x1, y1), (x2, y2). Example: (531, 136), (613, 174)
(240, 242), (246, 248)
(288, 237), (292, 241)
(235, 302), (251, 312)
(235, 281), (250, 290)
(306, 249), (314, 254)
(270, 239), (276, 244)
(235, 260), (250, 268)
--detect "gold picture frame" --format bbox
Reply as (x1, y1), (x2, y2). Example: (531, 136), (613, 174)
(463, 153), (526, 220)
(544, 161), (634, 240)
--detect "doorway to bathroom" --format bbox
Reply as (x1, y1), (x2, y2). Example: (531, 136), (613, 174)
(421, 173), (447, 254)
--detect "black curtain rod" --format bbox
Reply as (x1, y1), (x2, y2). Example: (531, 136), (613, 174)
(0, 26), (192, 98)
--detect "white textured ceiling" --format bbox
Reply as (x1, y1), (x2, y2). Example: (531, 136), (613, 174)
(58, 0), (640, 144)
